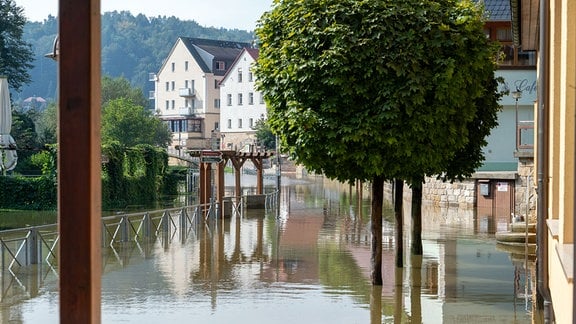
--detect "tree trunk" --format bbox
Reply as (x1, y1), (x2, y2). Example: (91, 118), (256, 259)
(411, 181), (423, 255)
(370, 175), (384, 285)
(394, 179), (404, 267)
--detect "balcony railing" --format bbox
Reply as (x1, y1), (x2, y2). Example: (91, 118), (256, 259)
(179, 88), (195, 97)
(179, 107), (200, 116)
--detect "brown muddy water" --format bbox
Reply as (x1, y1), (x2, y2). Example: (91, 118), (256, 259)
(0, 175), (534, 323)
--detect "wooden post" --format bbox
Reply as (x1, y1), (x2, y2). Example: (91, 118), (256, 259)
(217, 162), (225, 206)
(58, 0), (101, 322)
(231, 157), (244, 198)
(251, 157), (263, 194)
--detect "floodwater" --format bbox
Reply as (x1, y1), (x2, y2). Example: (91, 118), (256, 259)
(0, 175), (534, 323)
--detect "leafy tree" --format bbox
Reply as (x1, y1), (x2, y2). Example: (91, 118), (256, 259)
(35, 101), (57, 145)
(0, 0), (34, 91)
(101, 75), (149, 108)
(11, 110), (41, 174)
(101, 98), (172, 148)
(253, 119), (276, 150)
(255, 0), (501, 284)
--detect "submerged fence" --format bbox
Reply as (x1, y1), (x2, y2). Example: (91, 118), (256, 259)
(0, 191), (279, 275)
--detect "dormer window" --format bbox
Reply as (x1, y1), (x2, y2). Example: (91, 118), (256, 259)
(216, 61), (225, 71)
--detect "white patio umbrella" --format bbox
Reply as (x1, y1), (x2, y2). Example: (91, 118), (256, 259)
(0, 76), (17, 172)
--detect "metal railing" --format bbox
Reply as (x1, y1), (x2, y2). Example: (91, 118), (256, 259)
(0, 190), (279, 274)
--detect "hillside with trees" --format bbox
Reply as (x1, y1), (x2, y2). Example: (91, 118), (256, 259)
(18, 11), (255, 104)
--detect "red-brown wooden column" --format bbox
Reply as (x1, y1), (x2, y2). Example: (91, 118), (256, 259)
(217, 162), (225, 205)
(199, 162), (212, 205)
(251, 156), (263, 194)
(58, 0), (101, 322)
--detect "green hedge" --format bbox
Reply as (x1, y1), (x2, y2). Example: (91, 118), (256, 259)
(0, 176), (57, 210)
(0, 144), (176, 211)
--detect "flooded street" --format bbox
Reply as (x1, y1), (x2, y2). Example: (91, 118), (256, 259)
(1, 175), (533, 323)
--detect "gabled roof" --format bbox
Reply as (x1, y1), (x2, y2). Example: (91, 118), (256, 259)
(482, 0), (511, 22)
(220, 47), (259, 84)
(179, 37), (252, 76)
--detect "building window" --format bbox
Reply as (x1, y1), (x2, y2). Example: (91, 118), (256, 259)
(485, 23), (535, 67)
(248, 71), (253, 82)
(214, 99), (220, 108)
(171, 62), (175, 72)
(227, 94), (232, 106)
(237, 68), (243, 83)
(248, 92), (254, 105)
(171, 81), (175, 91)
(227, 119), (232, 129)
(216, 61), (225, 71)
(165, 100), (169, 110)
(249, 118), (254, 128)
(185, 80), (189, 88)
(165, 82), (169, 91)
(238, 93), (243, 106)
(188, 119), (201, 132)
(214, 122), (219, 131)
(185, 61), (189, 71)
(214, 79), (219, 89)
(171, 100), (175, 109)
(190, 79), (195, 90)
(238, 119), (243, 129)
(259, 93), (264, 104)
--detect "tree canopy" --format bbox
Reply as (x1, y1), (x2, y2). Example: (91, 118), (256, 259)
(255, 0), (501, 186)
(101, 98), (171, 148)
(255, 0), (502, 282)
(253, 119), (276, 150)
(101, 75), (149, 108)
(0, 0), (34, 91)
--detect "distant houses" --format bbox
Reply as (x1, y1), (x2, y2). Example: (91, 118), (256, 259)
(150, 37), (255, 153)
(218, 47), (266, 151)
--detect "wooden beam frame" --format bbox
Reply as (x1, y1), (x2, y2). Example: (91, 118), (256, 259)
(58, 0), (102, 322)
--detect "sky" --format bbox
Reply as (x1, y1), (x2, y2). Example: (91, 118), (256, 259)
(15, 0), (275, 31)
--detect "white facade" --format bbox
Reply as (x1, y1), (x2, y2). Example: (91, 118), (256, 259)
(153, 38), (250, 151)
(219, 48), (267, 151)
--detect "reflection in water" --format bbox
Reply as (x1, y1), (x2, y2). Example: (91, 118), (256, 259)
(1, 175), (534, 323)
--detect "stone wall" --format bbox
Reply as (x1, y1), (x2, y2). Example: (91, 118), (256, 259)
(515, 156), (537, 222)
(383, 177), (476, 209)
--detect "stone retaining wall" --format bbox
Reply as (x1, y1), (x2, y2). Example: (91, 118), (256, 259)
(384, 177), (476, 209)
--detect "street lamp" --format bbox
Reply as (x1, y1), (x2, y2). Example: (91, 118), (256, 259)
(45, 36), (60, 61)
(511, 88), (522, 151)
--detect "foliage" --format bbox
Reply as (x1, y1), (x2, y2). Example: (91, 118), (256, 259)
(101, 75), (149, 108)
(252, 119), (276, 150)
(35, 101), (57, 145)
(10, 110), (42, 174)
(255, 0), (501, 186)
(0, 0), (34, 92)
(255, 0), (502, 277)
(18, 12), (255, 102)
(101, 98), (172, 148)
(102, 143), (171, 209)
(29, 144), (57, 178)
(0, 175), (56, 210)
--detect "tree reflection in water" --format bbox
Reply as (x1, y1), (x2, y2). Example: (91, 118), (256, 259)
(0, 175), (535, 323)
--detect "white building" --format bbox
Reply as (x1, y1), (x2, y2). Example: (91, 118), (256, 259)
(151, 37), (251, 152)
(219, 48), (267, 151)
